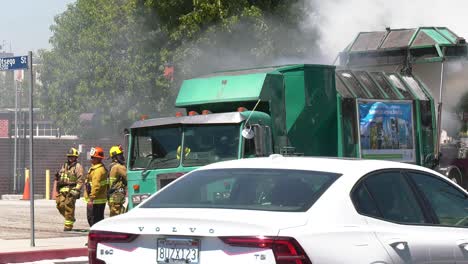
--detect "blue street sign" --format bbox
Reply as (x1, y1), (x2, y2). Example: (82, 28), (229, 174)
(0, 56), (28, 70)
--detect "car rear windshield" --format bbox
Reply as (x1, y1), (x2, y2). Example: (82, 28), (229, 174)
(140, 168), (341, 212)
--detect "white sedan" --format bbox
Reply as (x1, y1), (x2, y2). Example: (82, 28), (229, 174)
(89, 156), (468, 264)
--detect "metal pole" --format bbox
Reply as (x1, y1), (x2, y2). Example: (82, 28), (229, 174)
(435, 61), (445, 160)
(22, 92), (26, 190)
(13, 80), (18, 193)
(28, 51), (35, 247)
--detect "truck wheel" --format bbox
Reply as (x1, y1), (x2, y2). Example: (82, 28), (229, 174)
(461, 169), (468, 191)
(447, 167), (463, 188)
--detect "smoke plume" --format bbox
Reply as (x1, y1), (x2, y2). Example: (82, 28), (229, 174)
(304, 0), (468, 62)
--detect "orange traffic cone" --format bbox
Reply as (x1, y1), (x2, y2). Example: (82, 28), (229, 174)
(51, 180), (58, 200)
(22, 169), (30, 200)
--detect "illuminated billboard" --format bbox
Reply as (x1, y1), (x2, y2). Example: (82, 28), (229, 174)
(358, 100), (415, 162)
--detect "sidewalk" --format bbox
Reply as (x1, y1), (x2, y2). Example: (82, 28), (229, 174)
(0, 236), (88, 263)
(0, 198), (91, 263)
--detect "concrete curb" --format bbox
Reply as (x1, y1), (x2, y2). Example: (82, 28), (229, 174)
(0, 248), (87, 263)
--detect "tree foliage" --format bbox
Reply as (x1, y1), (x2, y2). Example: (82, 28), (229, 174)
(40, 0), (171, 138)
(39, 0), (318, 138)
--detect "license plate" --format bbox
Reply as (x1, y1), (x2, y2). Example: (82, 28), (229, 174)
(157, 238), (200, 264)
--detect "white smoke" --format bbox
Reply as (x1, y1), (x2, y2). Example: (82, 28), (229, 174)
(304, 0), (468, 62)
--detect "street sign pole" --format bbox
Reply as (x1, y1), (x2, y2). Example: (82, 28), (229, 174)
(27, 51), (35, 247)
(13, 80), (18, 193)
(0, 51), (35, 247)
(0, 53), (34, 246)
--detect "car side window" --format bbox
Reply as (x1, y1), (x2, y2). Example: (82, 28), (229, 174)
(407, 171), (468, 227)
(353, 171), (428, 224)
(353, 182), (381, 218)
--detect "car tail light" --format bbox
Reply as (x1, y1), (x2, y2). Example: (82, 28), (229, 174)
(220, 236), (312, 264)
(88, 230), (138, 264)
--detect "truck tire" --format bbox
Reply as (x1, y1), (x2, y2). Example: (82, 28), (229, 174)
(447, 166), (463, 189)
(461, 169), (468, 191)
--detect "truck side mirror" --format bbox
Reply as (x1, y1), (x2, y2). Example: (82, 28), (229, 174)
(241, 127), (254, 139)
(253, 125), (272, 157)
(123, 128), (130, 157)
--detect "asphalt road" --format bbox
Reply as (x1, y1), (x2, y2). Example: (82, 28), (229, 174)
(0, 199), (110, 240)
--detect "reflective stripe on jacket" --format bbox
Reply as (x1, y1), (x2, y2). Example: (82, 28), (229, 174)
(108, 162), (127, 203)
(84, 163), (108, 204)
(57, 162), (84, 193)
(109, 162), (127, 189)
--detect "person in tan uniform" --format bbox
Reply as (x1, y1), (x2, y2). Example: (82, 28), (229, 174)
(84, 146), (108, 227)
(108, 145), (127, 216)
(55, 147), (84, 231)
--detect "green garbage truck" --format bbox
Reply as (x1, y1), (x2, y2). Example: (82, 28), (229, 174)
(126, 64), (437, 209)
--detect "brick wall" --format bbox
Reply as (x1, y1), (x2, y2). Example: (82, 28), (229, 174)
(0, 138), (121, 197)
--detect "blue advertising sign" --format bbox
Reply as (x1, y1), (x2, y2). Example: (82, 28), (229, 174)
(0, 56), (28, 71)
(358, 100), (415, 162)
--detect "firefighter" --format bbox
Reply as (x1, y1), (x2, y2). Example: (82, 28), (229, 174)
(55, 147), (84, 231)
(84, 146), (108, 227)
(176, 145), (191, 160)
(108, 145), (127, 217)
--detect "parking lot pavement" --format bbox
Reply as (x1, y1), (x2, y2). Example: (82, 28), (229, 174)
(0, 198), (110, 263)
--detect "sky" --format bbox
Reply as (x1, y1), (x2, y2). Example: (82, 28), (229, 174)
(0, 0), (76, 56)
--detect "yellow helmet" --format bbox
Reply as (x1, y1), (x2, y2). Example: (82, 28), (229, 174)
(176, 146), (191, 159)
(66, 147), (79, 157)
(109, 145), (123, 158)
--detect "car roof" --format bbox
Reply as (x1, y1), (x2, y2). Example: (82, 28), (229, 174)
(199, 155), (438, 176)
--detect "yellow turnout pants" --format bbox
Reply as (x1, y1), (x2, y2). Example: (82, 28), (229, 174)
(56, 192), (76, 229)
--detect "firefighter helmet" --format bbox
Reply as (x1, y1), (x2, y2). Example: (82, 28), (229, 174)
(90, 146), (105, 159)
(109, 145), (123, 158)
(66, 147), (79, 157)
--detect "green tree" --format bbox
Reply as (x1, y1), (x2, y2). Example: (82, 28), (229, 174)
(39, 0), (172, 138)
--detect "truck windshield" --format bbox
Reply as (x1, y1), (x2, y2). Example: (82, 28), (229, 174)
(130, 126), (182, 170)
(182, 124), (239, 167)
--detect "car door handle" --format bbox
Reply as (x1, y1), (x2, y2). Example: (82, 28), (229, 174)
(457, 240), (468, 251)
(388, 239), (408, 251)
